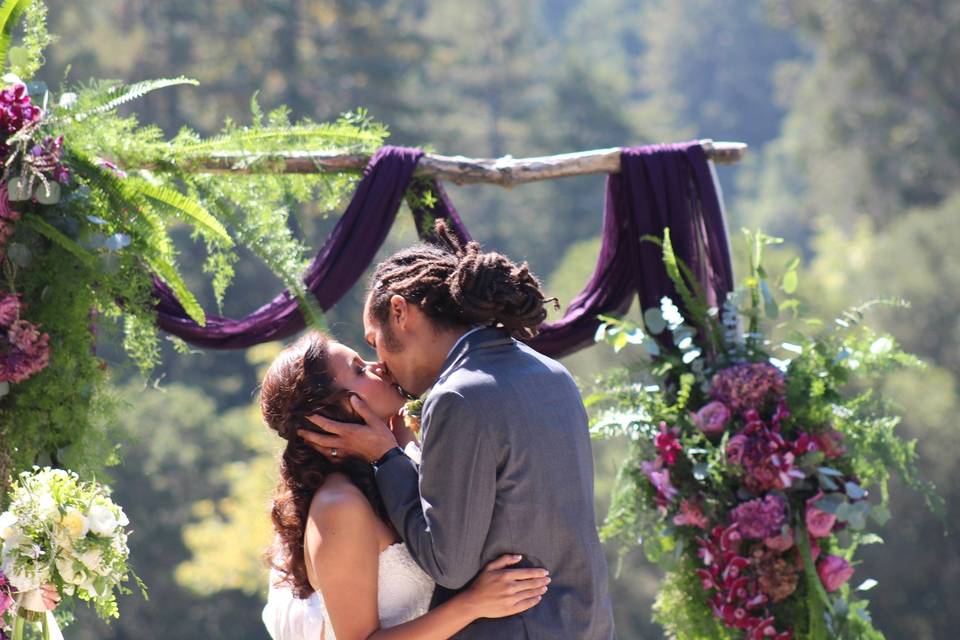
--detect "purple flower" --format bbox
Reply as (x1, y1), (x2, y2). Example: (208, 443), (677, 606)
(0, 293), (19, 327)
(693, 401), (732, 436)
(730, 494), (787, 540)
(0, 318), (51, 383)
(710, 363), (786, 416)
(641, 459), (678, 506)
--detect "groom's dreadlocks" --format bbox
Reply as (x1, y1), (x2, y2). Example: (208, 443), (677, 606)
(368, 220), (552, 340)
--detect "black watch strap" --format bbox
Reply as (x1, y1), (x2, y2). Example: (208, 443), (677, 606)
(372, 446), (406, 472)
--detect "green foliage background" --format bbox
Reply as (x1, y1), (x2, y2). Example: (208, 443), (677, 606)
(11, 0), (956, 638)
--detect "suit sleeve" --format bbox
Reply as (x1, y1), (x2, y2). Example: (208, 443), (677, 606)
(374, 389), (497, 589)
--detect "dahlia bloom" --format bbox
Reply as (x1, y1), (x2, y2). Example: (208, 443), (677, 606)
(710, 362), (786, 416)
(731, 494), (788, 540)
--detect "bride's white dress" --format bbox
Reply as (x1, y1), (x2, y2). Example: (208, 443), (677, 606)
(262, 541), (435, 640)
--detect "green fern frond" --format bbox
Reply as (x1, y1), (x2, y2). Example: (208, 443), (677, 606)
(73, 77), (199, 121)
(0, 0), (32, 70)
(19, 214), (96, 269)
(6, 0), (49, 80)
(132, 180), (233, 246)
(171, 124), (384, 154)
(147, 255), (205, 327)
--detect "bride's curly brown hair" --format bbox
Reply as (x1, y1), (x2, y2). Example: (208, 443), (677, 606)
(260, 331), (392, 598)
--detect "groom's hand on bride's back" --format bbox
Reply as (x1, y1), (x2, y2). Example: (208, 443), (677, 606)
(298, 396), (398, 464)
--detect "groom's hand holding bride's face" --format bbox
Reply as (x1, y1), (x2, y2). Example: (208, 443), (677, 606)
(299, 396), (398, 464)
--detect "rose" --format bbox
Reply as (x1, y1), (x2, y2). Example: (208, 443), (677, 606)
(87, 504), (118, 536)
(817, 555), (854, 592)
(692, 401), (731, 436)
(55, 554), (87, 586)
(59, 508), (90, 540)
(725, 434), (749, 465)
(78, 548), (103, 573)
(805, 493), (837, 538)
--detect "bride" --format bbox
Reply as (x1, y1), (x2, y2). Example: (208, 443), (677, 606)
(259, 331), (550, 640)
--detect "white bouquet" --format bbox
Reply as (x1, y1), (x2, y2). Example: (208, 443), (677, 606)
(0, 467), (143, 639)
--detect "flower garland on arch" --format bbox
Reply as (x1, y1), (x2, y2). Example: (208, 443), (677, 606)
(591, 230), (942, 639)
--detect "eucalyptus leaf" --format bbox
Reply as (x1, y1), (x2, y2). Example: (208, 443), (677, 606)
(818, 467), (844, 477)
(643, 307), (666, 334)
(818, 474), (839, 491)
(6, 242), (31, 267)
(760, 279), (778, 319)
(0, 380), (9, 398)
(104, 233), (132, 252)
(693, 462), (709, 481)
(35, 181), (61, 204)
(814, 493), (847, 515)
(7, 176), (31, 201)
(642, 339), (661, 357)
(870, 504), (891, 526)
(844, 481), (867, 500)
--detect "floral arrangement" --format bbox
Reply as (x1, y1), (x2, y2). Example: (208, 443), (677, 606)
(0, 467), (142, 639)
(400, 395), (425, 438)
(0, 0), (387, 490)
(590, 231), (941, 639)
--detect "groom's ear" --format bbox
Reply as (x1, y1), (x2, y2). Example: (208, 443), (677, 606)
(390, 294), (409, 329)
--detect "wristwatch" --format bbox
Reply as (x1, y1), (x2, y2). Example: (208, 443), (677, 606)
(372, 446), (406, 472)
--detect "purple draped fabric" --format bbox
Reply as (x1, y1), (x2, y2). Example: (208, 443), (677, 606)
(152, 142), (733, 357)
(527, 142), (734, 357)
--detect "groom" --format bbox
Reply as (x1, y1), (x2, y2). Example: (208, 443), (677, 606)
(300, 222), (615, 639)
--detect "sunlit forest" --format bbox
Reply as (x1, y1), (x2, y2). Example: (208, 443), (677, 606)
(26, 0), (958, 637)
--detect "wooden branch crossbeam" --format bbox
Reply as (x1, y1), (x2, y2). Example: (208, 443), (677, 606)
(143, 139), (746, 187)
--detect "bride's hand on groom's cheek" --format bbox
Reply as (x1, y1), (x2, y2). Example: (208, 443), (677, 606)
(298, 396), (398, 464)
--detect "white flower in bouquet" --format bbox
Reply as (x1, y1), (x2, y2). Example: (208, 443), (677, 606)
(86, 504), (118, 536)
(0, 466), (145, 636)
(0, 511), (17, 539)
(54, 554), (87, 587)
(58, 508), (89, 540)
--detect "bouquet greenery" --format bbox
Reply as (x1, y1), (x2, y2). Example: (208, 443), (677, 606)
(590, 230), (942, 639)
(0, 467), (143, 639)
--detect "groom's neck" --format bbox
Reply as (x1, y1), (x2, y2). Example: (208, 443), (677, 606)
(421, 325), (471, 377)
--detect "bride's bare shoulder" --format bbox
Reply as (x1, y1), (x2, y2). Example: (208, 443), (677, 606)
(307, 473), (377, 531)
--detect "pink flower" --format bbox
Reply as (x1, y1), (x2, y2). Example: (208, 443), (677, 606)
(654, 422), (683, 466)
(710, 362), (786, 416)
(641, 460), (678, 506)
(731, 494), (787, 540)
(0, 568), (14, 616)
(693, 401), (731, 436)
(0, 292), (19, 327)
(764, 527), (794, 552)
(817, 555), (854, 592)
(673, 499), (710, 529)
(726, 434), (749, 464)
(805, 492), (837, 538)
(0, 318), (51, 383)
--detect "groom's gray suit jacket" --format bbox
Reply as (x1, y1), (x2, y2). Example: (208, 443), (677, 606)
(376, 327), (616, 639)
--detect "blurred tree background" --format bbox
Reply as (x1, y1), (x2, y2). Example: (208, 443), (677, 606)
(34, 0), (958, 637)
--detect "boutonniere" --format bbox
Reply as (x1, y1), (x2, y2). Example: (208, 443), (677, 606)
(401, 392), (427, 438)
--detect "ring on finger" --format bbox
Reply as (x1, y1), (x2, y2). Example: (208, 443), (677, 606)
(330, 448), (339, 458)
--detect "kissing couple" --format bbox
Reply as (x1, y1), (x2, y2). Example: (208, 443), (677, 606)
(260, 221), (615, 639)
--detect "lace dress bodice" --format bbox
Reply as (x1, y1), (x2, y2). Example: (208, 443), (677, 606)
(262, 542), (435, 640)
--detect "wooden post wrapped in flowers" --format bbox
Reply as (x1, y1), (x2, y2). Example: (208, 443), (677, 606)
(591, 230), (942, 639)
